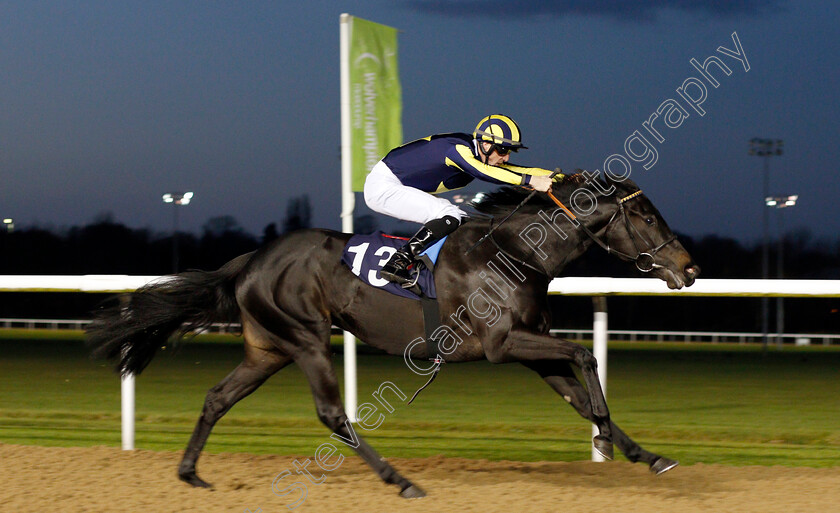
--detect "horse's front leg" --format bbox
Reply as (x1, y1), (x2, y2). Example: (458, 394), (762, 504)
(521, 360), (678, 473)
(484, 330), (613, 459)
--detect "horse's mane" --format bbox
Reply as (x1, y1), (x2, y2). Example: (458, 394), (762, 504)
(470, 174), (632, 216)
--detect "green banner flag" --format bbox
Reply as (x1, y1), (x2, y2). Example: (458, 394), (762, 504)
(348, 17), (402, 192)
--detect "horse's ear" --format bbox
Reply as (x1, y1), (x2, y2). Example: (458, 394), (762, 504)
(602, 172), (638, 193)
(592, 169), (621, 191)
(602, 171), (620, 188)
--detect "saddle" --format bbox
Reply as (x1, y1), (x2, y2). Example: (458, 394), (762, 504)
(341, 231), (445, 300)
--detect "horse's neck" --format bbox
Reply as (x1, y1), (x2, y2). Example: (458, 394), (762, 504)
(549, 230), (595, 275)
(553, 194), (623, 273)
(455, 212), (585, 279)
(502, 197), (617, 277)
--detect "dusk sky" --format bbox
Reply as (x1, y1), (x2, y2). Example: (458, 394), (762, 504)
(2, 1), (838, 246)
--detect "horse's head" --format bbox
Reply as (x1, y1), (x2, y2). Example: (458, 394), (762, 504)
(595, 178), (700, 289)
(469, 175), (700, 288)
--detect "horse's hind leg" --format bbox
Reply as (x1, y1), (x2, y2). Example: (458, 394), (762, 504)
(178, 326), (291, 488)
(294, 345), (426, 498)
(522, 360), (678, 474)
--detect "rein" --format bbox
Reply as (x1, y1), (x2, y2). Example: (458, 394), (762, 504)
(545, 188), (677, 273)
(465, 169), (562, 255)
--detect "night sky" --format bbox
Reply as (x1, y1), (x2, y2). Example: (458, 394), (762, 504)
(2, 0), (838, 246)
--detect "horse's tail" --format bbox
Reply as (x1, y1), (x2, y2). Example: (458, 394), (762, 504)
(86, 251), (255, 376)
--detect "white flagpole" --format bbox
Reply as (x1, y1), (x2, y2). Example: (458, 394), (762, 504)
(339, 13), (357, 423)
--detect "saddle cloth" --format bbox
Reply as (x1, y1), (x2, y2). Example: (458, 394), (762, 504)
(341, 231), (445, 300)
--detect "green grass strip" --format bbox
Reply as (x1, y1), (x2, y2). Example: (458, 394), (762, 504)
(1, 337), (838, 467)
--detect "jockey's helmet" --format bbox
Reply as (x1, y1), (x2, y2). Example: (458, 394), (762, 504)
(473, 114), (528, 151)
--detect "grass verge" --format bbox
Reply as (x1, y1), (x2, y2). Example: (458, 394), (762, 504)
(1, 336), (838, 467)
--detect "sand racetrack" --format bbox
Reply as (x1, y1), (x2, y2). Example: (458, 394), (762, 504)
(2, 443), (838, 512)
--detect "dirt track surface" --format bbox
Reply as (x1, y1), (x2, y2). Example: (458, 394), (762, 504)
(2, 443), (839, 513)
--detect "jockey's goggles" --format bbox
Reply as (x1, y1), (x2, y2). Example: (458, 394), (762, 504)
(493, 144), (518, 156)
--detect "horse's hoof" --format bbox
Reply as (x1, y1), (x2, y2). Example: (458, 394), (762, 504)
(650, 457), (679, 475)
(399, 484), (427, 499)
(593, 435), (614, 460)
(179, 471), (213, 489)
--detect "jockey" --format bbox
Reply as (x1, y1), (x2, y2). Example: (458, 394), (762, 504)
(364, 114), (564, 285)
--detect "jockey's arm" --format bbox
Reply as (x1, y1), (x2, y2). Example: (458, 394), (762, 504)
(499, 163), (564, 181)
(450, 145), (565, 189)
(498, 163), (564, 192)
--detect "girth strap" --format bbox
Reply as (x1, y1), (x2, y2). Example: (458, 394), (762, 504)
(412, 253), (443, 361)
(420, 293), (442, 361)
(406, 292), (442, 405)
(406, 254), (444, 405)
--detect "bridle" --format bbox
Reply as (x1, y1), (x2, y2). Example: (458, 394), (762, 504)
(545, 188), (677, 273)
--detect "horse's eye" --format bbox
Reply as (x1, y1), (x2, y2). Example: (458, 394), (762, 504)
(645, 217), (655, 226)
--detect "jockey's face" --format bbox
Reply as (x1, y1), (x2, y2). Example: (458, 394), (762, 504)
(480, 142), (511, 166)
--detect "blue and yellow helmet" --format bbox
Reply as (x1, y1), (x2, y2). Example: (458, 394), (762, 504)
(473, 114), (527, 150)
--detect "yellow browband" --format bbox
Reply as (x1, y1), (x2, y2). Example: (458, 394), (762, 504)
(618, 190), (643, 203)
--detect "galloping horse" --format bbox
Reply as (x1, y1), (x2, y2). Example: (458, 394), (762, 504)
(87, 176), (699, 498)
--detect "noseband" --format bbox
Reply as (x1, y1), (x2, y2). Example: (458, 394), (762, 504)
(546, 188), (677, 273)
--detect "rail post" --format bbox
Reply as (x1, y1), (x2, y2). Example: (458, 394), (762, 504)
(592, 296), (608, 462)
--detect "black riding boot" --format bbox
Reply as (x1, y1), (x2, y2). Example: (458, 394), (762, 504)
(380, 216), (460, 286)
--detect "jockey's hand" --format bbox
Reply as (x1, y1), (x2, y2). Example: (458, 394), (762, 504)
(529, 174), (554, 193)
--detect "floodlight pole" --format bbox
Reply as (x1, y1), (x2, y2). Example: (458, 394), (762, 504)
(777, 211), (783, 347)
(749, 139), (783, 351)
(765, 194), (798, 349)
(172, 205), (180, 272)
(762, 155), (770, 348)
(162, 192), (193, 274)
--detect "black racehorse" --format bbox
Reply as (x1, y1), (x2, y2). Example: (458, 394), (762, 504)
(87, 175), (699, 498)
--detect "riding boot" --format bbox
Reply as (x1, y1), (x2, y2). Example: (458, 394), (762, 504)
(380, 216), (460, 286)
(380, 226), (437, 285)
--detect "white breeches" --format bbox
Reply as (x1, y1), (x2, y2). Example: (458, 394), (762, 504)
(363, 160), (465, 225)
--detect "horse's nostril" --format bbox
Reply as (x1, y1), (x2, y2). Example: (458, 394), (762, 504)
(685, 265), (701, 278)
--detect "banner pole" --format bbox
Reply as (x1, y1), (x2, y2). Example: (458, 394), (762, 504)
(339, 13), (358, 423)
